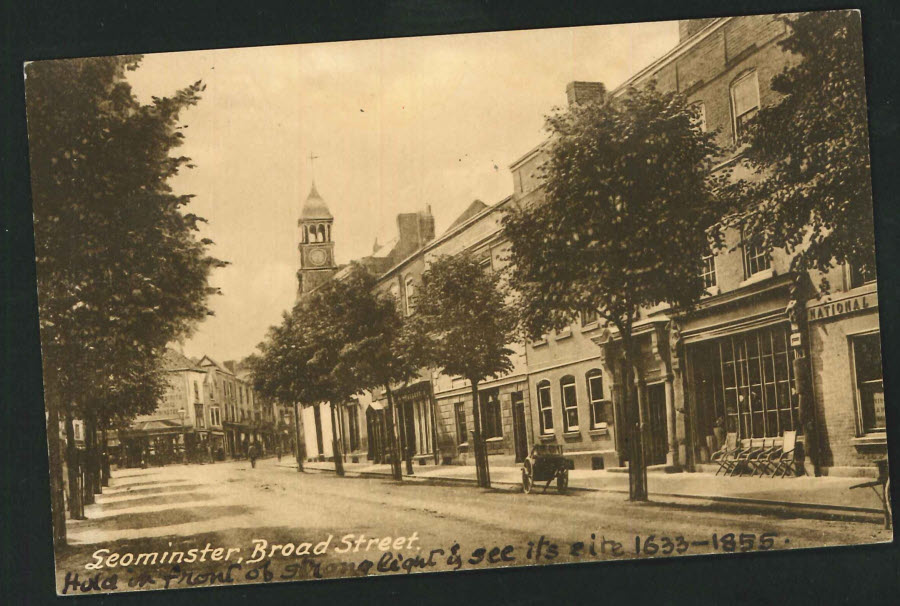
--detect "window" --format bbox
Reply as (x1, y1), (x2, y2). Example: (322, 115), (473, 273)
(743, 233), (771, 278)
(580, 307), (598, 326)
(731, 70), (759, 142)
(348, 406), (361, 451)
(561, 376), (579, 431)
(193, 381), (200, 401)
(849, 262), (877, 289)
(480, 390), (502, 439)
(455, 402), (468, 444)
(690, 101), (707, 132)
(587, 370), (607, 429)
(701, 253), (717, 289)
(210, 406), (221, 427)
(404, 276), (415, 316)
(195, 403), (205, 428)
(853, 332), (885, 434)
(537, 381), (553, 434)
(717, 325), (799, 438)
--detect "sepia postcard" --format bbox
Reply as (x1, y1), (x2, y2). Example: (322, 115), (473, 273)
(24, 9), (893, 597)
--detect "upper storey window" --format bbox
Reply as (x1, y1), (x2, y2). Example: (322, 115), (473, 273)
(730, 70), (760, 143)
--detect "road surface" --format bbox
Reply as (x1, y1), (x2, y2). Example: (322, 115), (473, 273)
(56, 458), (891, 595)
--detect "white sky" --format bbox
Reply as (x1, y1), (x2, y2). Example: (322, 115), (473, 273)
(126, 20), (679, 362)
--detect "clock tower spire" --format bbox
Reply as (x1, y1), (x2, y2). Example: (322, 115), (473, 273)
(297, 177), (337, 297)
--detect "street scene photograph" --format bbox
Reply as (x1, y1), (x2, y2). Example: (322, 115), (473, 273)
(24, 9), (893, 597)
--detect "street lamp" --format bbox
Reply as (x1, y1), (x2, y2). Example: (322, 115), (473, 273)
(178, 407), (187, 464)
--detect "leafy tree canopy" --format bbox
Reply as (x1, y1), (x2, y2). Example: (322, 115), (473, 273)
(405, 254), (517, 384)
(503, 84), (728, 341)
(26, 56), (225, 420)
(736, 10), (874, 280)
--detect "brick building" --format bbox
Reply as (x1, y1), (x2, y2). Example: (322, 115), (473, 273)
(510, 14), (883, 476)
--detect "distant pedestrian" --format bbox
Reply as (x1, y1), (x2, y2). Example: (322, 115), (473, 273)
(276, 443), (282, 462)
(248, 443), (259, 468)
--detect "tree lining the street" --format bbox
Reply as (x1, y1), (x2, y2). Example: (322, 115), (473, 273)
(730, 10), (875, 287)
(252, 264), (418, 480)
(26, 56), (224, 543)
(403, 254), (518, 488)
(502, 84), (728, 500)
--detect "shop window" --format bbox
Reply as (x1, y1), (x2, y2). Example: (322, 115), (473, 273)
(587, 370), (607, 428)
(537, 380), (554, 434)
(455, 402), (468, 444)
(731, 70), (759, 142)
(561, 376), (579, 432)
(348, 405), (361, 451)
(480, 390), (502, 439)
(853, 332), (885, 434)
(701, 253), (717, 289)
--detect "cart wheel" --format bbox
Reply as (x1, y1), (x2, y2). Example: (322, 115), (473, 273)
(522, 467), (533, 494)
(557, 469), (569, 494)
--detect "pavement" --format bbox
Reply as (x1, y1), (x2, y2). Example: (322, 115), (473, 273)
(288, 456), (891, 524)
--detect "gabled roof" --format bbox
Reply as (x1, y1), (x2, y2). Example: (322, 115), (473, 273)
(162, 348), (203, 372)
(445, 199), (488, 233)
(197, 355), (233, 375)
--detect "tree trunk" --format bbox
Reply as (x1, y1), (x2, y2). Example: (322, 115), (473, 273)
(293, 402), (304, 472)
(84, 417), (100, 501)
(470, 380), (490, 488)
(384, 385), (403, 481)
(100, 425), (110, 488)
(329, 404), (345, 477)
(63, 405), (85, 519)
(45, 391), (67, 547)
(622, 334), (648, 501)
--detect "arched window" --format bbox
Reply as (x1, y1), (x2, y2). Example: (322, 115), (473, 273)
(326, 224), (331, 242)
(537, 380), (553, 435)
(318, 225), (326, 242)
(404, 276), (415, 316)
(560, 375), (579, 432)
(586, 369), (607, 429)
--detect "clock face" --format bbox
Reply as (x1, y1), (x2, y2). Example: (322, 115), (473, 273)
(308, 248), (328, 267)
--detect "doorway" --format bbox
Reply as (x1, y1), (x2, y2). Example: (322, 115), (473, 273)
(646, 383), (668, 465)
(511, 391), (528, 463)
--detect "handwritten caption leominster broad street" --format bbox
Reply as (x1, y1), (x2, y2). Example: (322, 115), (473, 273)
(61, 531), (788, 594)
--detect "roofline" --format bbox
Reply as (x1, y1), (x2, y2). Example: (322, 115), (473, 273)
(611, 17), (732, 97)
(374, 194), (515, 283)
(509, 140), (548, 172)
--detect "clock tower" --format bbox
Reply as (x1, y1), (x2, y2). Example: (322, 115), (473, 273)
(297, 181), (337, 297)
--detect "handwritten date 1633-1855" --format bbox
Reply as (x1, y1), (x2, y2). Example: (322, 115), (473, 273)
(631, 532), (784, 556)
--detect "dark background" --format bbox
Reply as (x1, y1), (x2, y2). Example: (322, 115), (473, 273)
(2, 1), (898, 603)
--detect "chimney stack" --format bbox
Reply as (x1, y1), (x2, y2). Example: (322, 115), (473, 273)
(566, 81), (606, 106)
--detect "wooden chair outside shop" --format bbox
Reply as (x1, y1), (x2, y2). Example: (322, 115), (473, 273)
(712, 432), (741, 476)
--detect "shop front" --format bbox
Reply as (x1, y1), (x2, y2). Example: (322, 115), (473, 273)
(678, 273), (813, 471)
(393, 381), (438, 465)
(806, 281), (884, 475)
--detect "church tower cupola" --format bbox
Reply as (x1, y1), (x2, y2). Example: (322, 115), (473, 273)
(298, 180), (337, 296)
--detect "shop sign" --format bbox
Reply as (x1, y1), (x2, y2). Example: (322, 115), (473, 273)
(808, 294), (875, 322)
(790, 332), (802, 348)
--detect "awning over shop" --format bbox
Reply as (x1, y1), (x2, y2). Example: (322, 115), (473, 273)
(121, 419), (185, 437)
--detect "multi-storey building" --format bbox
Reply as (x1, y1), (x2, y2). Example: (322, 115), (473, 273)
(119, 348), (213, 466)
(511, 14), (883, 476)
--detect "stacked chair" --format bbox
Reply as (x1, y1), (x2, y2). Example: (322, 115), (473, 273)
(710, 430), (805, 477)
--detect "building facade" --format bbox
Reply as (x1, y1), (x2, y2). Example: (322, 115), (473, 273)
(506, 14), (883, 476)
